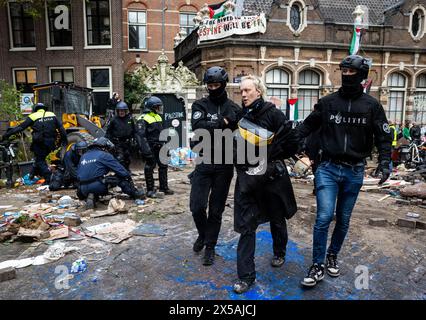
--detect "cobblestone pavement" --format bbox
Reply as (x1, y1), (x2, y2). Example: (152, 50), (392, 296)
(0, 167), (425, 300)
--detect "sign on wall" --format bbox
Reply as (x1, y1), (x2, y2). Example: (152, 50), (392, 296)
(21, 93), (34, 114)
(198, 13), (267, 42)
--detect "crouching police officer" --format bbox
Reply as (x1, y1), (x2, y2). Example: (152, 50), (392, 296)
(77, 137), (145, 209)
(136, 96), (173, 198)
(49, 141), (88, 191)
(105, 101), (137, 170)
(1, 103), (67, 184)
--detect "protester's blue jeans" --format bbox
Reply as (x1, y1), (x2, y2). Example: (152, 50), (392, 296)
(312, 161), (364, 264)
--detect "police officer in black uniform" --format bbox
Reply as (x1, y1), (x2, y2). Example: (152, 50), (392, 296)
(105, 101), (137, 170)
(189, 66), (240, 266)
(296, 55), (392, 287)
(136, 96), (173, 198)
(49, 141), (88, 191)
(1, 102), (67, 183)
(77, 137), (145, 209)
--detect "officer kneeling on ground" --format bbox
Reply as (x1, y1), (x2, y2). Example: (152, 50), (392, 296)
(77, 137), (145, 209)
(49, 141), (88, 191)
(136, 96), (173, 198)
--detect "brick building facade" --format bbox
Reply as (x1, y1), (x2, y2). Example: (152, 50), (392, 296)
(122, 0), (219, 72)
(0, 0), (124, 115)
(0, 0), (217, 115)
(175, 0), (426, 126)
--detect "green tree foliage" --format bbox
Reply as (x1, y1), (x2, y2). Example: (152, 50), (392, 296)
(0, 0), (45, 18)
(0, 80), (22, 121)
(124, 71), (149, 111)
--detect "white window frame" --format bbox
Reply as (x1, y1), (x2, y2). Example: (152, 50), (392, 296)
(265, 68), (291, 111)
(298, 69), (321, 119)
(387, 72), (407, 124)
(12, 67), (37, 92)
(414, 73), (426, 125)
(408, 5), (426, 41)
(286, 0), (308, 35)
(45, 0), (73, 50)
(179, 11), (196, 37)
(127, 10), (147, 52)
(83, 0), (112, 49)
(7, 1), (36, 51)
(49, 66), (75, 83)
(86, 66), (112, 95)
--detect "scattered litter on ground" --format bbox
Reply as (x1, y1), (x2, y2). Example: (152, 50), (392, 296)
(85, 220), (137, 243)
(71, 258), (87, 273)
(131, 223), (166, 237)
(406, 212), (420, 218)
(90, 199), (128, 218)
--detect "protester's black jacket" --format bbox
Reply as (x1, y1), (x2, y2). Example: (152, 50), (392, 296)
(296, 88), (392, 163)
(233, 99), (298, 233)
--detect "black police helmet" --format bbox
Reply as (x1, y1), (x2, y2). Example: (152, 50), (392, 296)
(203, 66), (229, 84)
(90, 137), (115, 150)
(339, 55), (370, 79)
(33, 102), (46, 112)
(115, 101), (129, 111)
(144, 96), (163, 111)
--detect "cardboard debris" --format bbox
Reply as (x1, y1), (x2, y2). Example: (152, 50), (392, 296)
(90, 199), (128, 218)
(46, 226), (69, 241)
(17, 228), (49, 240)
(85, 219), (136, 244)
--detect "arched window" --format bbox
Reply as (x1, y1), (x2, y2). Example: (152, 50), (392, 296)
(387, 72), (407, 124)
(290, 3), (301, 31)
(414, 73), (426, 125)
(409, 6), (425, 40)
(298, 69), (320, 119)
(287, 1), (307, 34)
(266, 69), (290, 110)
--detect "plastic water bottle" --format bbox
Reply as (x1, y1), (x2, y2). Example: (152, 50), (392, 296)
(71, 258), (87, 273)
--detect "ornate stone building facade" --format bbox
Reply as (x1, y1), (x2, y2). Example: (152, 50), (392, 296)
(175, 0), (426, 125)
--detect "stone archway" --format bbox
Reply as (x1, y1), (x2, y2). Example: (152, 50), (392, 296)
(133, 51), (200, 147)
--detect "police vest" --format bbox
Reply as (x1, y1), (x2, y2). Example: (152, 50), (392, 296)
(389, 125), (397, 147)
(138, 112), (163, 124)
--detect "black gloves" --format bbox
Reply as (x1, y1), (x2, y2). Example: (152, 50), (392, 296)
(376, 160), (391, 185)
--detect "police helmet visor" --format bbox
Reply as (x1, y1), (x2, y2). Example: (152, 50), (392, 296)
(153, 104), (163, 114)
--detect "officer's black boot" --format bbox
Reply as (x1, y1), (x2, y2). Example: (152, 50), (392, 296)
(119, 179), (146, 200)
(86, 193), (95, 210)
(144, 167), (157, 198)
(159, 167), (174, 195)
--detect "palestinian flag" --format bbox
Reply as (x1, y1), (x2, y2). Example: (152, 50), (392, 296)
(209, 1), (226, 19)
(349, 26), (362, 55)
(286, 98), (298, 121)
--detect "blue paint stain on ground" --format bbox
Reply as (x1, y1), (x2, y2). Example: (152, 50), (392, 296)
(169, 227), (316, 300)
